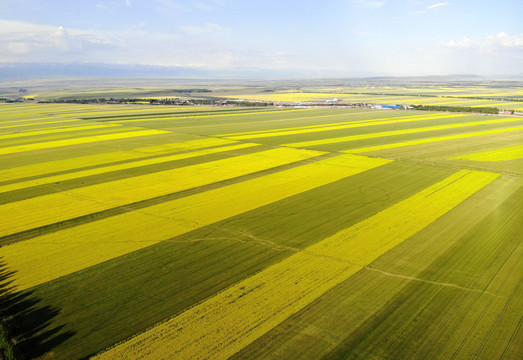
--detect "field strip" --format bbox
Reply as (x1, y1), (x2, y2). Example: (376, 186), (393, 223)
(0, 154), (390, 290)
(0, 123), (121, 140)
(65, 108), (229, 119)
(450, 144), (523, 161)
(0, 112), (72, 119)
(0, 138), (236, 183)
(0, 126), (152, 148)
(471, 102), (521, 108)
(0, 119), (81, 129)
(284, 117), (523, 148)
(112, 109), (311, 123)
(0, 129), (169, 155)
(429, 99), (505, 106)
(220, 114), (462, 139)
(0, 121), (97, 133)
(0, 143), (258, 193)
(0, 148), (323, 237)
(94, 169), (499, 360)
(218, 113), (441, 136)
(344, 126), (523, 154)
(56, 108), (208, 118)
(172, 110), (384, 131)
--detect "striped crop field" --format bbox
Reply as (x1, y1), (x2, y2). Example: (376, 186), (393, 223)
(94, 170), (498, 360)
(450, 144), (523, 161)
(0, 102), (521, 360)
(0, 128), (170, 155)
(282, 117), (523, 148)
(345, 126), (523, 154)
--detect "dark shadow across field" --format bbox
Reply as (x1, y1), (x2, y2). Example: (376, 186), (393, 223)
(0, 262), (75, 359)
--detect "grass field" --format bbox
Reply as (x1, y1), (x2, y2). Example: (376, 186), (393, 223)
(0, 102), (521, 360)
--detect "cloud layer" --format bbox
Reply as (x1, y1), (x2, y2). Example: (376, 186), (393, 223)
(440, 32), (523, 51)
(0, 0), (521, 76)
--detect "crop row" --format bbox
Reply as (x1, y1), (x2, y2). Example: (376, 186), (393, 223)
(283, 117), (523, 148)
(95, 169), (499, 360)
(0, 142), (257, 194)
(345, 126), (523, 154)
(0, 147), (322, 238)
(222, 114), (465, 140)
(0, 129), (169, 155)
(0, 154), (389, 290)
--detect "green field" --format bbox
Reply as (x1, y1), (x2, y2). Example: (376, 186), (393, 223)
(0, 102), (521, 359)
(3, 78), (523, 112)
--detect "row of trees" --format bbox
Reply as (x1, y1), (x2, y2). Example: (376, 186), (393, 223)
(39, 97), (276, 107)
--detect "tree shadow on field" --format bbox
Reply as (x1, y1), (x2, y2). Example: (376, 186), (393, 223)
(0, 261), (76, 359)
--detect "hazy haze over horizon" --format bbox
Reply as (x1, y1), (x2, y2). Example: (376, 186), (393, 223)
(0, 0), (522, 77)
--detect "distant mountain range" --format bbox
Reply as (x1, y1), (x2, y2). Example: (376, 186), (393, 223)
(0, 62), (522, 81)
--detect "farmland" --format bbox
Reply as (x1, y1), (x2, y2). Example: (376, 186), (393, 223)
(0, 100), (521, 360)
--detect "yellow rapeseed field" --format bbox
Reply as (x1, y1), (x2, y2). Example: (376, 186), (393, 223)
(428, 99), (499, 106)
(345, 126), (523, 154)
(471, 102), (521, 108)
(224, 93), (347, 102)
(0, 142), (258, 193)
(218, 113), (438, 137)
(0, 125), (156, 148)
(0, 137), (236, 182)
(47, 106), (218, 118)
(219, 113), (457, 139)
(0, 147), (322, 237)
(0, 123), (121, 140)
(0, 130), (133, 148)
(114, 109), (304, 123)
(284, 117), (523, 148)
(0, 129), (170, 155)
(94, 169), (499, 360)
(131, 137), (236, 154)
(450, 144), (523, 161)
(0, 154), (390, 290)
(0, 119), (80, 129)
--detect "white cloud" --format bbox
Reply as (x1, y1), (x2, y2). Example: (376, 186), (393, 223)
(0, 19), (178, 63)
(0, 19), (252, 69)
(440, 36), (475, 49)
(428, 3), (451, 9)
(126, 0), (132, 6)
(486, 32), (523, 48)
(7, 42), (30, 54)
(409, 2), (450, 15)
(179, 25), (206, 34)
(439, 32), (523, 51)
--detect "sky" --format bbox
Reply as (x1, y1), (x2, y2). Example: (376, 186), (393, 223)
(0, 0), (522, 76)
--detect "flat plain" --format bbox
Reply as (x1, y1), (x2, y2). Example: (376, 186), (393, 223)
(0, 99), (521, 360)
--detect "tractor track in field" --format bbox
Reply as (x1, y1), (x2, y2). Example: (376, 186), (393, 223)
(169, 224), (512, 301)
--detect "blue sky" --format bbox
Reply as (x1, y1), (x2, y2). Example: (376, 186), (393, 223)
(1, 0), (522, 76)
